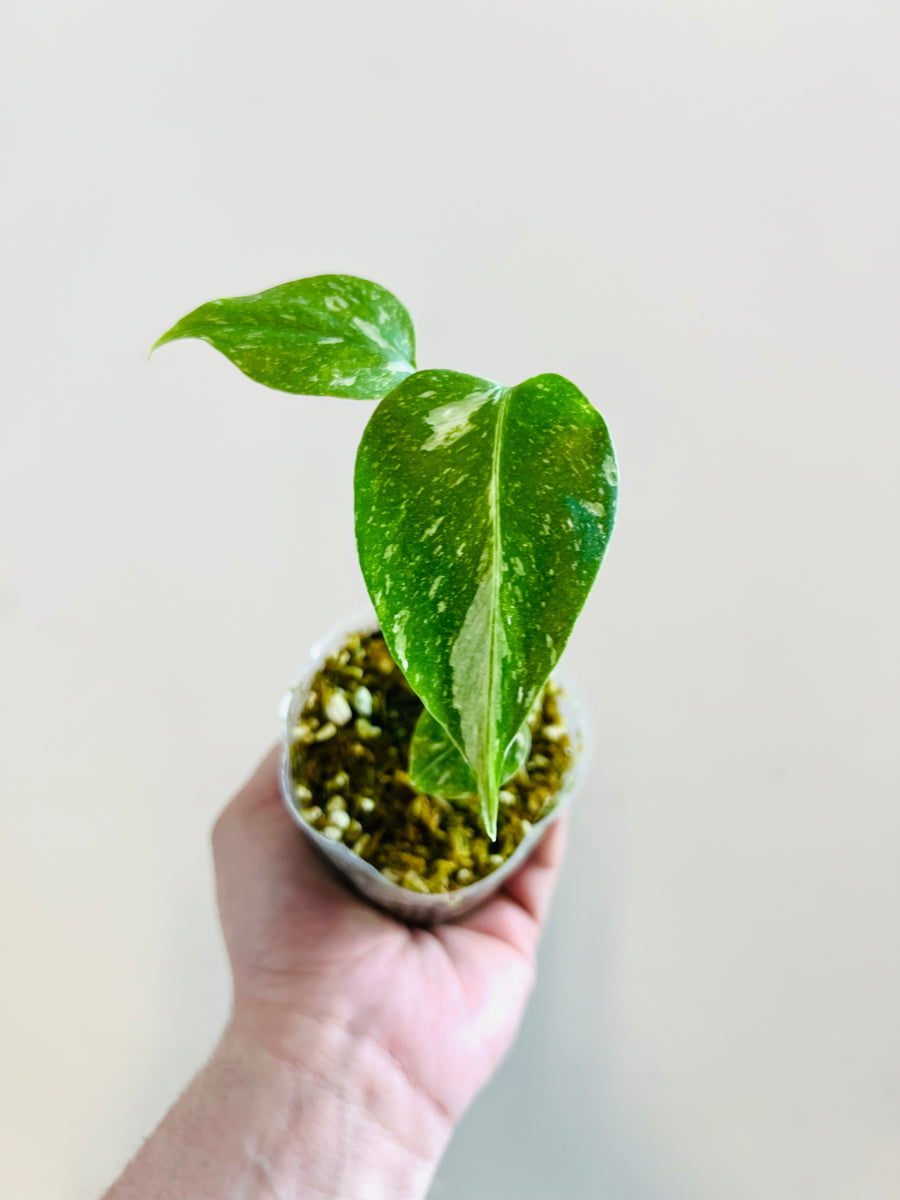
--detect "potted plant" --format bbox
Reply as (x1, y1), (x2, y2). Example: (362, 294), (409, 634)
(152, 274), (617, 921)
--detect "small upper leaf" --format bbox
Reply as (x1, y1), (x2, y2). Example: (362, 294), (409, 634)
(408, 707), (531, 800)
(355, 368), (617, 838)
(151, 274), (415, 399)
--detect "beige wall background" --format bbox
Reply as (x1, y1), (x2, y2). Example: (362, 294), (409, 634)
(2, 1), (899, 1196)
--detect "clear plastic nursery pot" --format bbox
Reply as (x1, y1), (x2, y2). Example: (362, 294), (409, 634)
(278, 609), (591, 925)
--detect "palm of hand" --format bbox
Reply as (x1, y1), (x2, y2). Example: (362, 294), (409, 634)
(213, 749), (566, 1125)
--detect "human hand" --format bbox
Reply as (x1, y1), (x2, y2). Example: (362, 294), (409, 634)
(104, 745), (566, 1200)
(212, 745), (567, 1197)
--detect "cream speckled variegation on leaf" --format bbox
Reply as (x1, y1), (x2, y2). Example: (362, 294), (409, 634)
(355, 368), (618, 838)
(151, 274), (415, 399)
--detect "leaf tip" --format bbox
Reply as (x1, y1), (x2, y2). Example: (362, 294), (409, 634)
(479, 785), (500, 842)
(148, 326), (178, 360)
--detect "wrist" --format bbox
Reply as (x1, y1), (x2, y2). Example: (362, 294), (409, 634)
(218, 1008), (452, 1200)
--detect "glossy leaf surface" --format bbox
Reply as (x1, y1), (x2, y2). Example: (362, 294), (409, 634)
(355, 368), (617, 836)
(152, 274), (415, 399)
(408, 707), (531, 800)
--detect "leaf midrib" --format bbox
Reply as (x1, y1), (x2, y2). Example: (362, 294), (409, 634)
(157, 312), (417, 372)
(157, 319), (414, 372)
(479, 384), (512, 830)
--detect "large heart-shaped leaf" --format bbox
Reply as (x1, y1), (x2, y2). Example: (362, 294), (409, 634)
(355, 368), (617, 837)
(408, 707), (531, 800)
(151, 274), (415, 399)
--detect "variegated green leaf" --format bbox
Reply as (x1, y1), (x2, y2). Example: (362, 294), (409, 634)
(355, 368), (617, 837)
(408, 707), (531, 800)
(151, 274), (415, 399)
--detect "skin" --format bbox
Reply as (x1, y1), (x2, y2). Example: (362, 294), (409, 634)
(103, 746), (567, 1200)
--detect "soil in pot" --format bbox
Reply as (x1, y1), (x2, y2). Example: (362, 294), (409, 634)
(288, 629), (574, 895)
